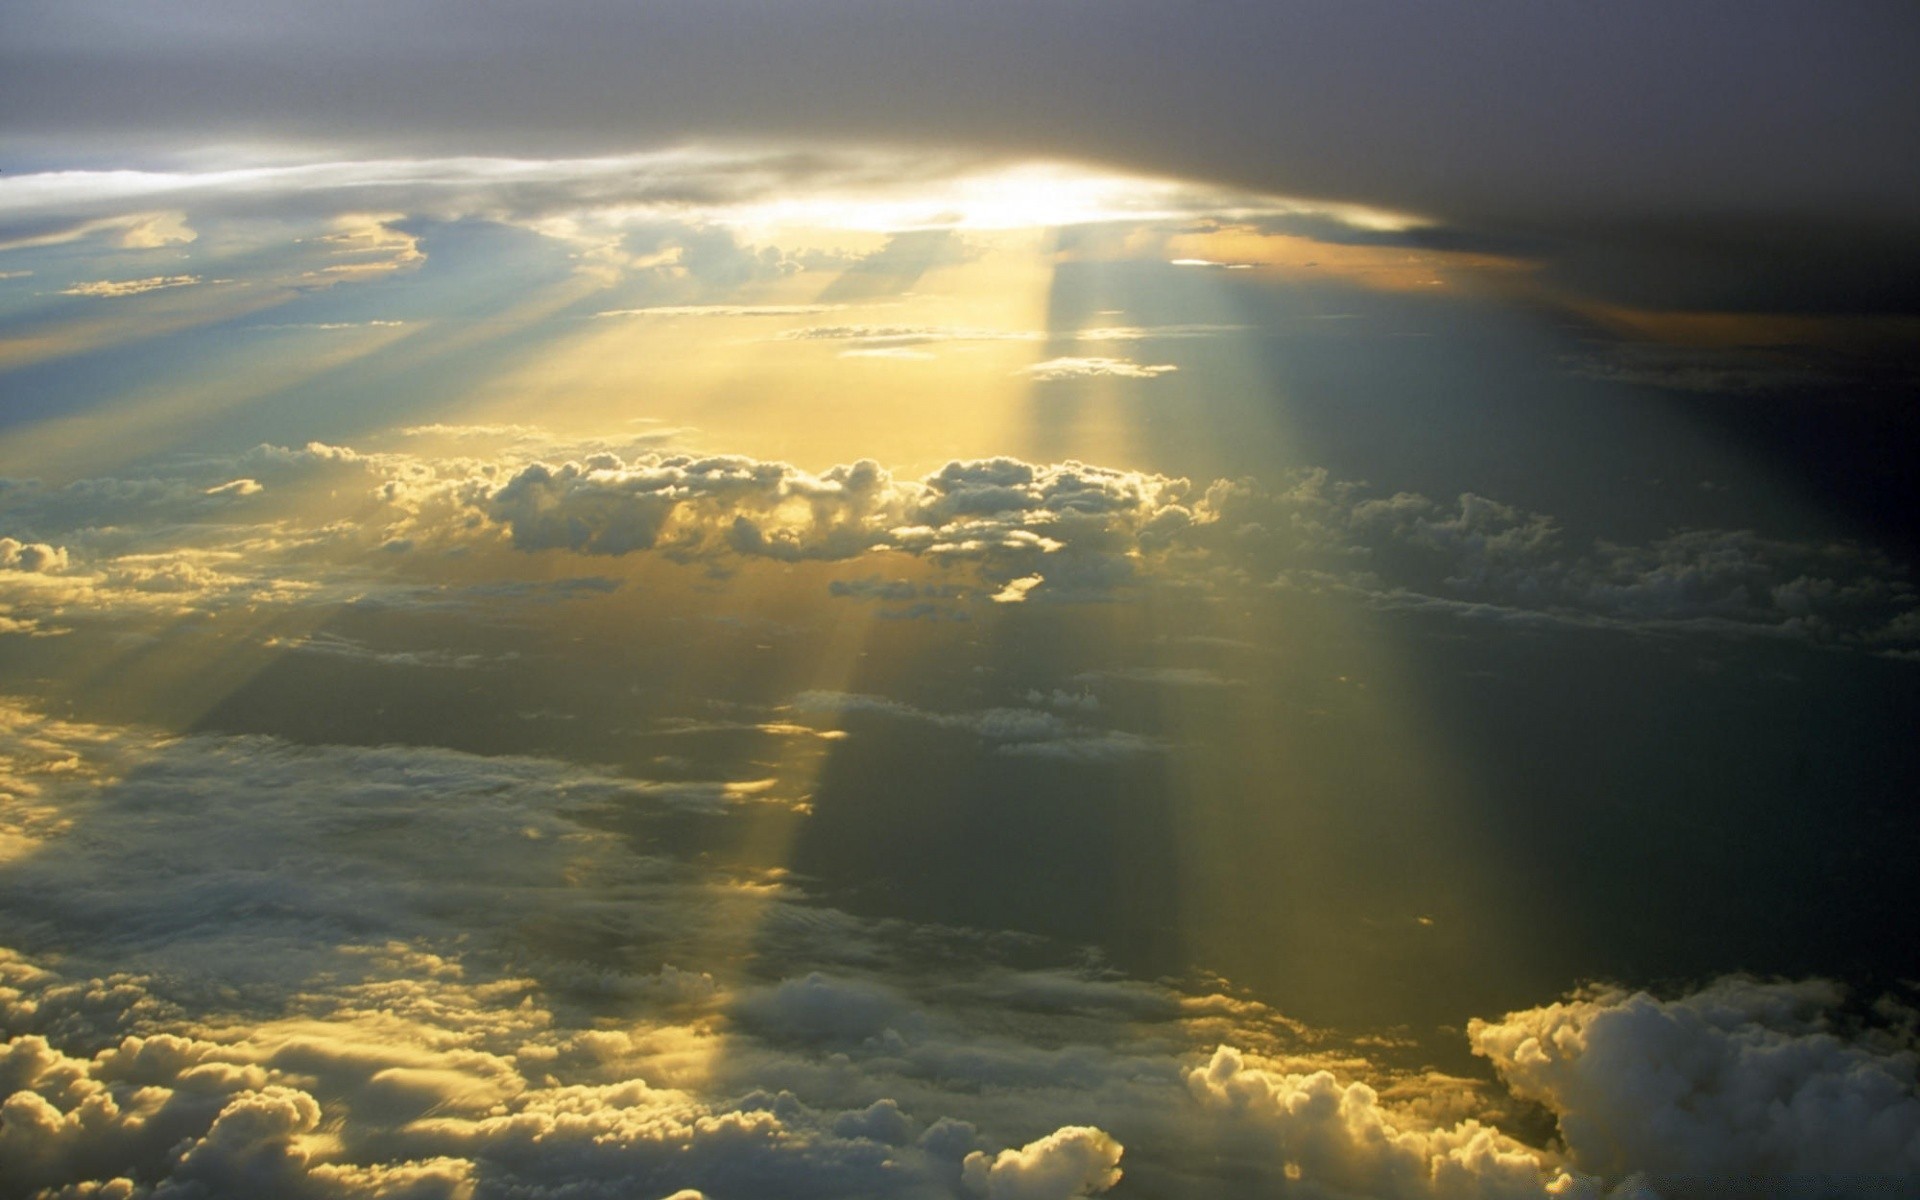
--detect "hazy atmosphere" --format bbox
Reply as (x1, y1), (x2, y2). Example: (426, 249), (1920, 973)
(2, 4), (1918, 1198)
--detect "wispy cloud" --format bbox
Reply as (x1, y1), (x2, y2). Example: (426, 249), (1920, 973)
(1020, 356), (1178, 381)
(595, 303), (844, 318)
(59, 274), (204, 298)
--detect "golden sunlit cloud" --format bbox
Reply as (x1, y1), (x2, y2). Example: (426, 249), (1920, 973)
(4, 116), (1918, 1200)
(60, 274), (207, 297)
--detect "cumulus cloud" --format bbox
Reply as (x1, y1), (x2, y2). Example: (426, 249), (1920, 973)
(0, 963), (1124, 1200)
(1470, 978), (1920, 1186)
(2, 437), (1914, 649)
(0, 701), (1154, 1199)
(478, 452), (1197, 602)
(962, 1126), (1123, 1200)
(1187, 1046), (1578, 1199)
(0, 539), (67, 574)
(3, 699), (1918, 1198)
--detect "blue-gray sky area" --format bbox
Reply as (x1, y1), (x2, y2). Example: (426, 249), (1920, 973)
(1, 6), (1918, 1200)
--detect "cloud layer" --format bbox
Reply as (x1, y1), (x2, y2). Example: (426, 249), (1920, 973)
(2, 701), (1917, 1198)
(2, 437), (1915, 656)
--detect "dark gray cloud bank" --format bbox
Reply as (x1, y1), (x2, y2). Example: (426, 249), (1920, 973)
(4, 1), (1919, 315)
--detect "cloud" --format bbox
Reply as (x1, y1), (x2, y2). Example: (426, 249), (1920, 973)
(1561, 346), (1836, 396)
(1168, 258), (1256, 270)
(1019, 357), (1177, 382)
(8, 3), (1914, 245)
(1072, 667), (1240, 689)
(1187, 1046), (1581, 1199)
(1024, 689), (1099, 713)
(780, 324), (1033, 347)
(58, 275), (203, 298)
(0, 539), (67, 574)
(595, 304), (843, 319)
(259, 631), (499, 671)
(962, 1126), (1123, 1200)
(1469, 978), (1920, 1185)
(0, 211), (194, 253)
(789, 690), (1164, 762)
(478, 452), (1197, 602)
(3, 699), (1918, 1198)
(839, 347), (936, 360)
(248, 319), (409, 331)
(990, 575), (1043, 603)
(778, 324), (1241, 357)
(2, 437), (1914, 651)
(0, 701), (1140, 1197)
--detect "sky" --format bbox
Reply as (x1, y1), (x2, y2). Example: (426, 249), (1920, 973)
(1, 4), (1918, 1199)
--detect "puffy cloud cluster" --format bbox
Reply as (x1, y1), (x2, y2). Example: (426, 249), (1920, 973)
(962, 1126), (1123, 1199)
(1470, 978), (1920, 1187)
(1186, 1046), (1576, 1200)
(0, 539), (67, 575)
(3, 700), (1919, 1198)
(0, 957), (1127, 1200)
(4, 432), (1915, 649)
(1566, 530), (1914, 640)
(484, 452), (1198, 601)
(0, 701), (1146, 1199)
(1203, 469), (1920, 651)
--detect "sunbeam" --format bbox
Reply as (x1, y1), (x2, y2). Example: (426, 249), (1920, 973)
(3, 75), (1917, 1199)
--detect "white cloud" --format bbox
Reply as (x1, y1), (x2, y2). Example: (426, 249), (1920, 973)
(58, 275), (203, 298)
(0, 211), (194, 254)
(1470, 978), (1920, 1184)
(962, 1126), (1123, 1200)
(595, 304), (843, 318)
(259, 631), (498, 671)
(841, 347), (937, 360)
(1019, 357), (1177, 381)
(990, 575), (1043, 603)
(479, 452), (1197, 603)
(2, 438), (1913, 650)
(249, 320), (408, 331)
(1, 698), (1917, 1198)
(1187, 1046), (1583, 1199)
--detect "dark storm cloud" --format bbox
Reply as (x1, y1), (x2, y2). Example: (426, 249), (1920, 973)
(7, 3), (1919, 314)
(5, 6), (1918, 291)
(2, 1), (1913, 223)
